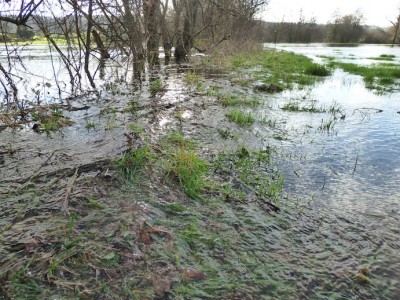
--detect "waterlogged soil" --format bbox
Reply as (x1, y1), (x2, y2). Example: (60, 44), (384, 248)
(1, 51), (400, 299)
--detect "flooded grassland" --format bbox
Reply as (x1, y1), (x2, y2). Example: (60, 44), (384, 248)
(1, 44), (400, 299)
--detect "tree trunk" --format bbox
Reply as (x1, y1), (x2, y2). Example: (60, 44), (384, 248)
(144, 0), (161, 66)
(391, 15), (400, 45)
(160, 0), (172, 64)
(122, 0), (144, 80)
(174, 0), (199, 62)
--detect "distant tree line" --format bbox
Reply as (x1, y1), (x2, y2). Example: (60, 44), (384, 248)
(261, 11), (397, 44)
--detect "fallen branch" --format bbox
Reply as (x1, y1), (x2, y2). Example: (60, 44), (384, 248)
(353, 108), (383, 114)
(62, 168), (79, 214)
(231, 176), (280, 212)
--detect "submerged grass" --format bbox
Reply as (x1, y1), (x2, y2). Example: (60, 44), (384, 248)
(367, 54), (396, 61)
(281, 101), (326, 113)
(3, 46), (386, 300)
(330, 61), (400, 92)
(219, 94), (260, 107)
(227, 50), (331, 89)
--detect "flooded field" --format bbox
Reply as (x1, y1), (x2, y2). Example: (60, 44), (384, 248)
(0, 44), (399, 299)
(261, 44), (400, 298)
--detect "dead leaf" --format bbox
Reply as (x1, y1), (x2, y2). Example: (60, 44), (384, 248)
(152, 273), (172, 297)
(139, 226), (173, 247)
(181, 269), (207, 282)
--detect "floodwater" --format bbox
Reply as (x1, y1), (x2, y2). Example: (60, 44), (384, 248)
(1, 44), (400, 298)
(267, 42), (400, 65)
(260, 43), (400, 298)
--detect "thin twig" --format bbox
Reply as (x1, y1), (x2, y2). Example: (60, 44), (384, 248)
(352, 155), (358, 175)
(62, 168), (79, 214)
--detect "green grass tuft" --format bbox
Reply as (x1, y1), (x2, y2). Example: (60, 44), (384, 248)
(227, 50), (332, 89)
(114, 145), (152, 180)
(166, 148), (208, 199)
(304, 63), (331, 76)
(226, 109), (255, 126)
(149, 79), (164, 97)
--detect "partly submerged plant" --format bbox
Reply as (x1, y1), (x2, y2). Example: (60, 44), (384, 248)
(226, 109), (255, 126)
(149, 79), (164, 97)
(305, 63), (331, 76)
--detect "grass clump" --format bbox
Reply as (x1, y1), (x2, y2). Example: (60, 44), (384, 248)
(367, 54), (395, 61)
(184, 72), (203, 87)
(319, 119), (335, 132)
(166, 131), (195, 149)
(125, 99), (140, 114)
(160, 132), (207, 199)
(127, 123), (144, 138)
(226, 109), (255, 126)
(166, 148), (208, 199)
(114, 145), (152, 180)
(149, 79), (164, 97)
(84, 121), (95, 129)
(281, 101), (325, 113)
(304, 63), (331, 76)
(219, 94), (260, 107)
(31, 104), (72, 132)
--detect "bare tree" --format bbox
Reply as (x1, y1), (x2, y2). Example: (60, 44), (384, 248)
(144, 0), (161, 65)
(0, 0), (271, 111)
(0, 0), (44, 26)
(389, 10), (400, 45)
(327, 11), (364, 43)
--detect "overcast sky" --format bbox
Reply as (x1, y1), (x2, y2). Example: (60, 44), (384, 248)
(261, 0), (400, 27)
